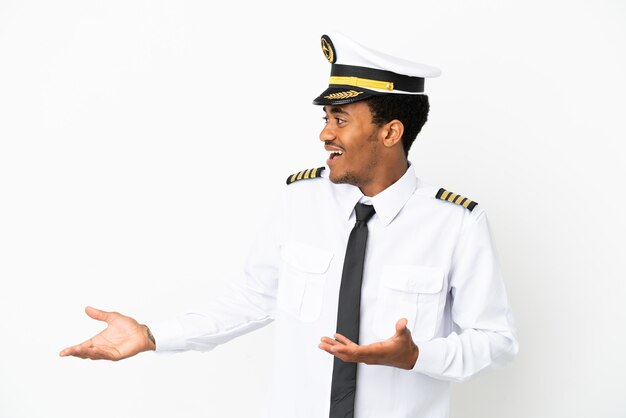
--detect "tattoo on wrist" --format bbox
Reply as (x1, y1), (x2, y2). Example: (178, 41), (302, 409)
(145, 325), (156, 347)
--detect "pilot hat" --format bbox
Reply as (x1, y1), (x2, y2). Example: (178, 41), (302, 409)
(313, 32), (441, 105)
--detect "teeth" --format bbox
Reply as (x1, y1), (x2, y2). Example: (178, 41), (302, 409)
(328, 150), (344, 156)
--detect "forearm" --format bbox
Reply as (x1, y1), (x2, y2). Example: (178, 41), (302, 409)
(413, 323), (518, 382)
(149, 281), (276, 352)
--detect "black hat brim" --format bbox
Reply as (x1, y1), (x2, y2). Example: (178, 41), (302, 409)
(312, 86), (385, 106)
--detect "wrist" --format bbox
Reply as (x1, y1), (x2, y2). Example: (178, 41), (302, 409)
(143, 324), (156, 351)
(408, 342), (419, 369)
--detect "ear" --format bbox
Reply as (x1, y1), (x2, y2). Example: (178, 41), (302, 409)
(381, 119), (404, 148)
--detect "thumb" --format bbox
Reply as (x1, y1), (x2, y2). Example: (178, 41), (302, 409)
(395, 318), (409, 335)
(85, 306), (113, 323)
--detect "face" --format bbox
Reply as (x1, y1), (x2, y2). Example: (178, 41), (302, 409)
(320, 101), (382, 188)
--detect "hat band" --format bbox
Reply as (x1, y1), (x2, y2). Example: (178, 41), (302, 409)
(330, 64), (424, 93)
(328, 76), (393, 91)
(329, 76), (394, 91)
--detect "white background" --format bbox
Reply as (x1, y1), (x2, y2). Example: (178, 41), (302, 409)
(1, 1), (625, 417)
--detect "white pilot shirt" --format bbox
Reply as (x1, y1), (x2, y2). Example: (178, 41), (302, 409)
(150, 164), (519, 418)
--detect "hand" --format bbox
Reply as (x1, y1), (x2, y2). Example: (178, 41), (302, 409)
(319, 318), (419, 370)
(59, 306), (156, 361)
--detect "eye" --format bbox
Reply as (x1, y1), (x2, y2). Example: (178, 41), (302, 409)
(322, 116), (329, 124)
(335, 118), (346, 125)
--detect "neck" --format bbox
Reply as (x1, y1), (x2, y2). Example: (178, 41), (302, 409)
(359, 157), (409, 197)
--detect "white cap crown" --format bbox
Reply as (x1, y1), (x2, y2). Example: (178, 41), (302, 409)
(314, 32), (441, 105)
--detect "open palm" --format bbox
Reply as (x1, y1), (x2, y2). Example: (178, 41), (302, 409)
(59, 306), (154, 361)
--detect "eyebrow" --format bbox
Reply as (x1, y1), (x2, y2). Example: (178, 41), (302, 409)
(323, 106), (349, 116)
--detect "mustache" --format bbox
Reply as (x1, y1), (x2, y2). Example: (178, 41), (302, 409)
(324, 141), (344, 150)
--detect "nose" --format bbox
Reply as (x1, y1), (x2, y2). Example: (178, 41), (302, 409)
(319, 122), (336, 142)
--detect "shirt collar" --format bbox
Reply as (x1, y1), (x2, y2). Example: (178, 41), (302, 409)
(325, 163), (419, 227)
(371, 163), (418, 227)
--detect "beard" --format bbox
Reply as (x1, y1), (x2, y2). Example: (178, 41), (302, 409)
(329, 170), (362, 186)
(329, 142), (379, 188)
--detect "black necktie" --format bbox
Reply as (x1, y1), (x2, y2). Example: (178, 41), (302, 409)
(329, 202), (376, 418)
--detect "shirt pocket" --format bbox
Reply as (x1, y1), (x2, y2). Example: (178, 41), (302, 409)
(277, 240), (334, 322)
(373, 265), (445, 341)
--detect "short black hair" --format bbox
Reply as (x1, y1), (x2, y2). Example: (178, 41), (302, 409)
(366, 94), (430, 156)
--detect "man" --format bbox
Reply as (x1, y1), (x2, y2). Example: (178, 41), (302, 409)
(61, 32), (518, 417)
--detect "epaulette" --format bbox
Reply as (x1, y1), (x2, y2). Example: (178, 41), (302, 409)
(436, 188), (478, 211)
(286, 167), (325, 185)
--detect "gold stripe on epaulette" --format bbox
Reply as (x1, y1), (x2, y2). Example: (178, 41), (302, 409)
(435, 188), (478, 211)
(286, 167), (326, 185)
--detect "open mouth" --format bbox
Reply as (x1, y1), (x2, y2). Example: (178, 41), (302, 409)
(328, 150), (344, 160)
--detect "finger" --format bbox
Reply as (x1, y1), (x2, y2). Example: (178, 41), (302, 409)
(328, 344), (361, 362)
(59, 343), (92, 359)
(319, 336), (341, 355)
(59, 336), (95, 357)
(333, 333), (354, 346)
(59, 347), (74, 357)
(394, 318), (413, 339)
(60, 342), (118, 360)
(59, 346), (77, 357)
(395, 318), (408, 333)
(85, 306), (115, 324)
(318, 342), (335, 354)
(319, 341), (349, 359)
(320, 336), (339, 346)
(70, 347), (101, 360)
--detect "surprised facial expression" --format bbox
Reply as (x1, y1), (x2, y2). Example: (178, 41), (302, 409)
(320, 101), (381, 188)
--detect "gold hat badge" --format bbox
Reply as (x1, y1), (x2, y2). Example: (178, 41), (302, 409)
(321, 35), (336, 64)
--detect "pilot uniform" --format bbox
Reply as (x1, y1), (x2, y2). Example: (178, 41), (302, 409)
(150, 32), (518, 418)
